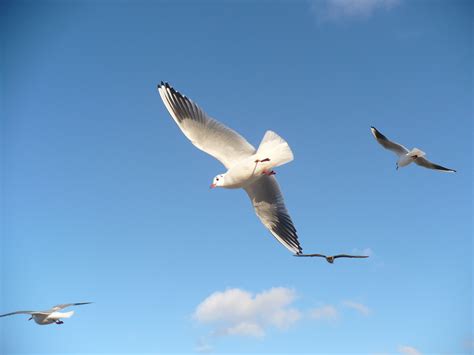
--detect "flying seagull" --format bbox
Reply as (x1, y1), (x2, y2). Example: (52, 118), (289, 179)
(158, 82), (368, 262)
(294, 253), (369, 264)
(370, 127), (456, 172)
(0, 302), (92, 325)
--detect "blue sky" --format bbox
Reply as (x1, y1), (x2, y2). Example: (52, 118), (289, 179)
(0, 0), (472, 354)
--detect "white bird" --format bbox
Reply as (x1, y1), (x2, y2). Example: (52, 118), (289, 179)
(370, 127), (456, 172)
(0, 302), (92, 325)
(158, 82), (301, 254)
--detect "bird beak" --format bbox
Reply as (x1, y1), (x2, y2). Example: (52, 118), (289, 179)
(210, 184), (216, 189)
(28, 317), (32, 321)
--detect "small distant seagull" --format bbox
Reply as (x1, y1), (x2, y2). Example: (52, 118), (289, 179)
(295, 254), (369, 264)
(370, 127), (456, 172)
(0, 302), (92, 325)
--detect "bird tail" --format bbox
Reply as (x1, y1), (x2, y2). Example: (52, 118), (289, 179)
(256, 131), (294, 168)
(48, 310), (74, 320)
(408, 148), (426, 158)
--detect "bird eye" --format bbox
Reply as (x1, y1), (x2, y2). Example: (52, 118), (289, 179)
(216, 178), (219, 181)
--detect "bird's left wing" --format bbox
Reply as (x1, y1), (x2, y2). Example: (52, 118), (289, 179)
(414, 157), (456, 173)
(50, 302), (92, 311)
(333, 254), (369, 259)
(244, 176), (302, 254)
(158, 82), (256, 169)
(0, 311), (35, 317)
(294, 253), (326, 258)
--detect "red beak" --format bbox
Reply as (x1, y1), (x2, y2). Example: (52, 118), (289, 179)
(210, 184), (216, 189)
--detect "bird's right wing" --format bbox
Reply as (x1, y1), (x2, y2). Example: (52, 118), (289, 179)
(414, 157), (456, 173)
(50, 302), (92, 311)
(244, 176), (302, 254)
(370, 127), (409, 156)
(158, 82), (256, 169)
(0, 311), (35, 317)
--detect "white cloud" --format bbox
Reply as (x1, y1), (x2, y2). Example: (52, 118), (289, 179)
(310, 0), (401, 22)
(398, 345), (422, 355)
(342, 300), (371, 316)
(309, 305), (339, 321)
(193, 287), (301, 338)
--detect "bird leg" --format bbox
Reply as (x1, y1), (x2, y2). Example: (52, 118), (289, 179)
(262, 169), (276, 176)
(253, 158), (272, 176)
(55, 320), (64, 325)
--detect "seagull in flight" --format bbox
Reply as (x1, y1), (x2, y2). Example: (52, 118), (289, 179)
(0, 302), (92, 325)
(158, 82), (301, 254)
(294, 253), (369, 264)
(157, 82), (369, 262)
(370, 127), (456, 172)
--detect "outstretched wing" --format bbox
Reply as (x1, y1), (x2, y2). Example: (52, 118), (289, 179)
(414, 157), (456, 173)
(333, 254), (369, 259)
(158, 82), (256, 169)
(0, 311), (35, 317)
(294, 253), (327, 258)
(370, 127), (409, 156)
(244, 176), (302, 254)
(50, 302), (92, 312)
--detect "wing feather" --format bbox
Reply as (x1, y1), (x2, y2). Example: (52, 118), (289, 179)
(414, 157), (456, 172)
(370, 127), (409, 156)
(244, 176), (302, 254)
(0, 311), (35, 317)
(158, 82), (255, 169)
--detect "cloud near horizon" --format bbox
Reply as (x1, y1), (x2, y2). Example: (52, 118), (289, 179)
(310, 0), (401, 22)
(398, 345), (422, 355)
(193, 287), (301, 338)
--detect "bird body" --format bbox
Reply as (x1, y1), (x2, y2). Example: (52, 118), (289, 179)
(213, 131), (294, 189)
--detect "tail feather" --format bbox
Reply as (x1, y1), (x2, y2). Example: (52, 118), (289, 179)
(256, 131), (294, 168)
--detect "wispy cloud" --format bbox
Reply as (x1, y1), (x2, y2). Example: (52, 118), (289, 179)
(309, 305), (339, 321)
(342, 300), (371, 316)
(195, 337), (213, 353)
(193, 287), (301, 339)
(398, 345), (422, 355)
(310, 0), (401, 22)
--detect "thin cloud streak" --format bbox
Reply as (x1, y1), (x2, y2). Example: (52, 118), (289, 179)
(342, 300), (371, 316)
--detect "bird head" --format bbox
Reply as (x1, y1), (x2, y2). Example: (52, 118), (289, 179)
(210, 174), (225, 189)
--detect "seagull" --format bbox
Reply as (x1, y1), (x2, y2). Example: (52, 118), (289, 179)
(158, 82), (301, 254)
(294, 253), (369, 264)
(370, 127), (456, 172)
(0, 302), (92, 325)
(158, 82), (369, 263)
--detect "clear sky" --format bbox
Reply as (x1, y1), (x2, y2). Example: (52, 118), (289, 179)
(1, 0), (472, 354)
